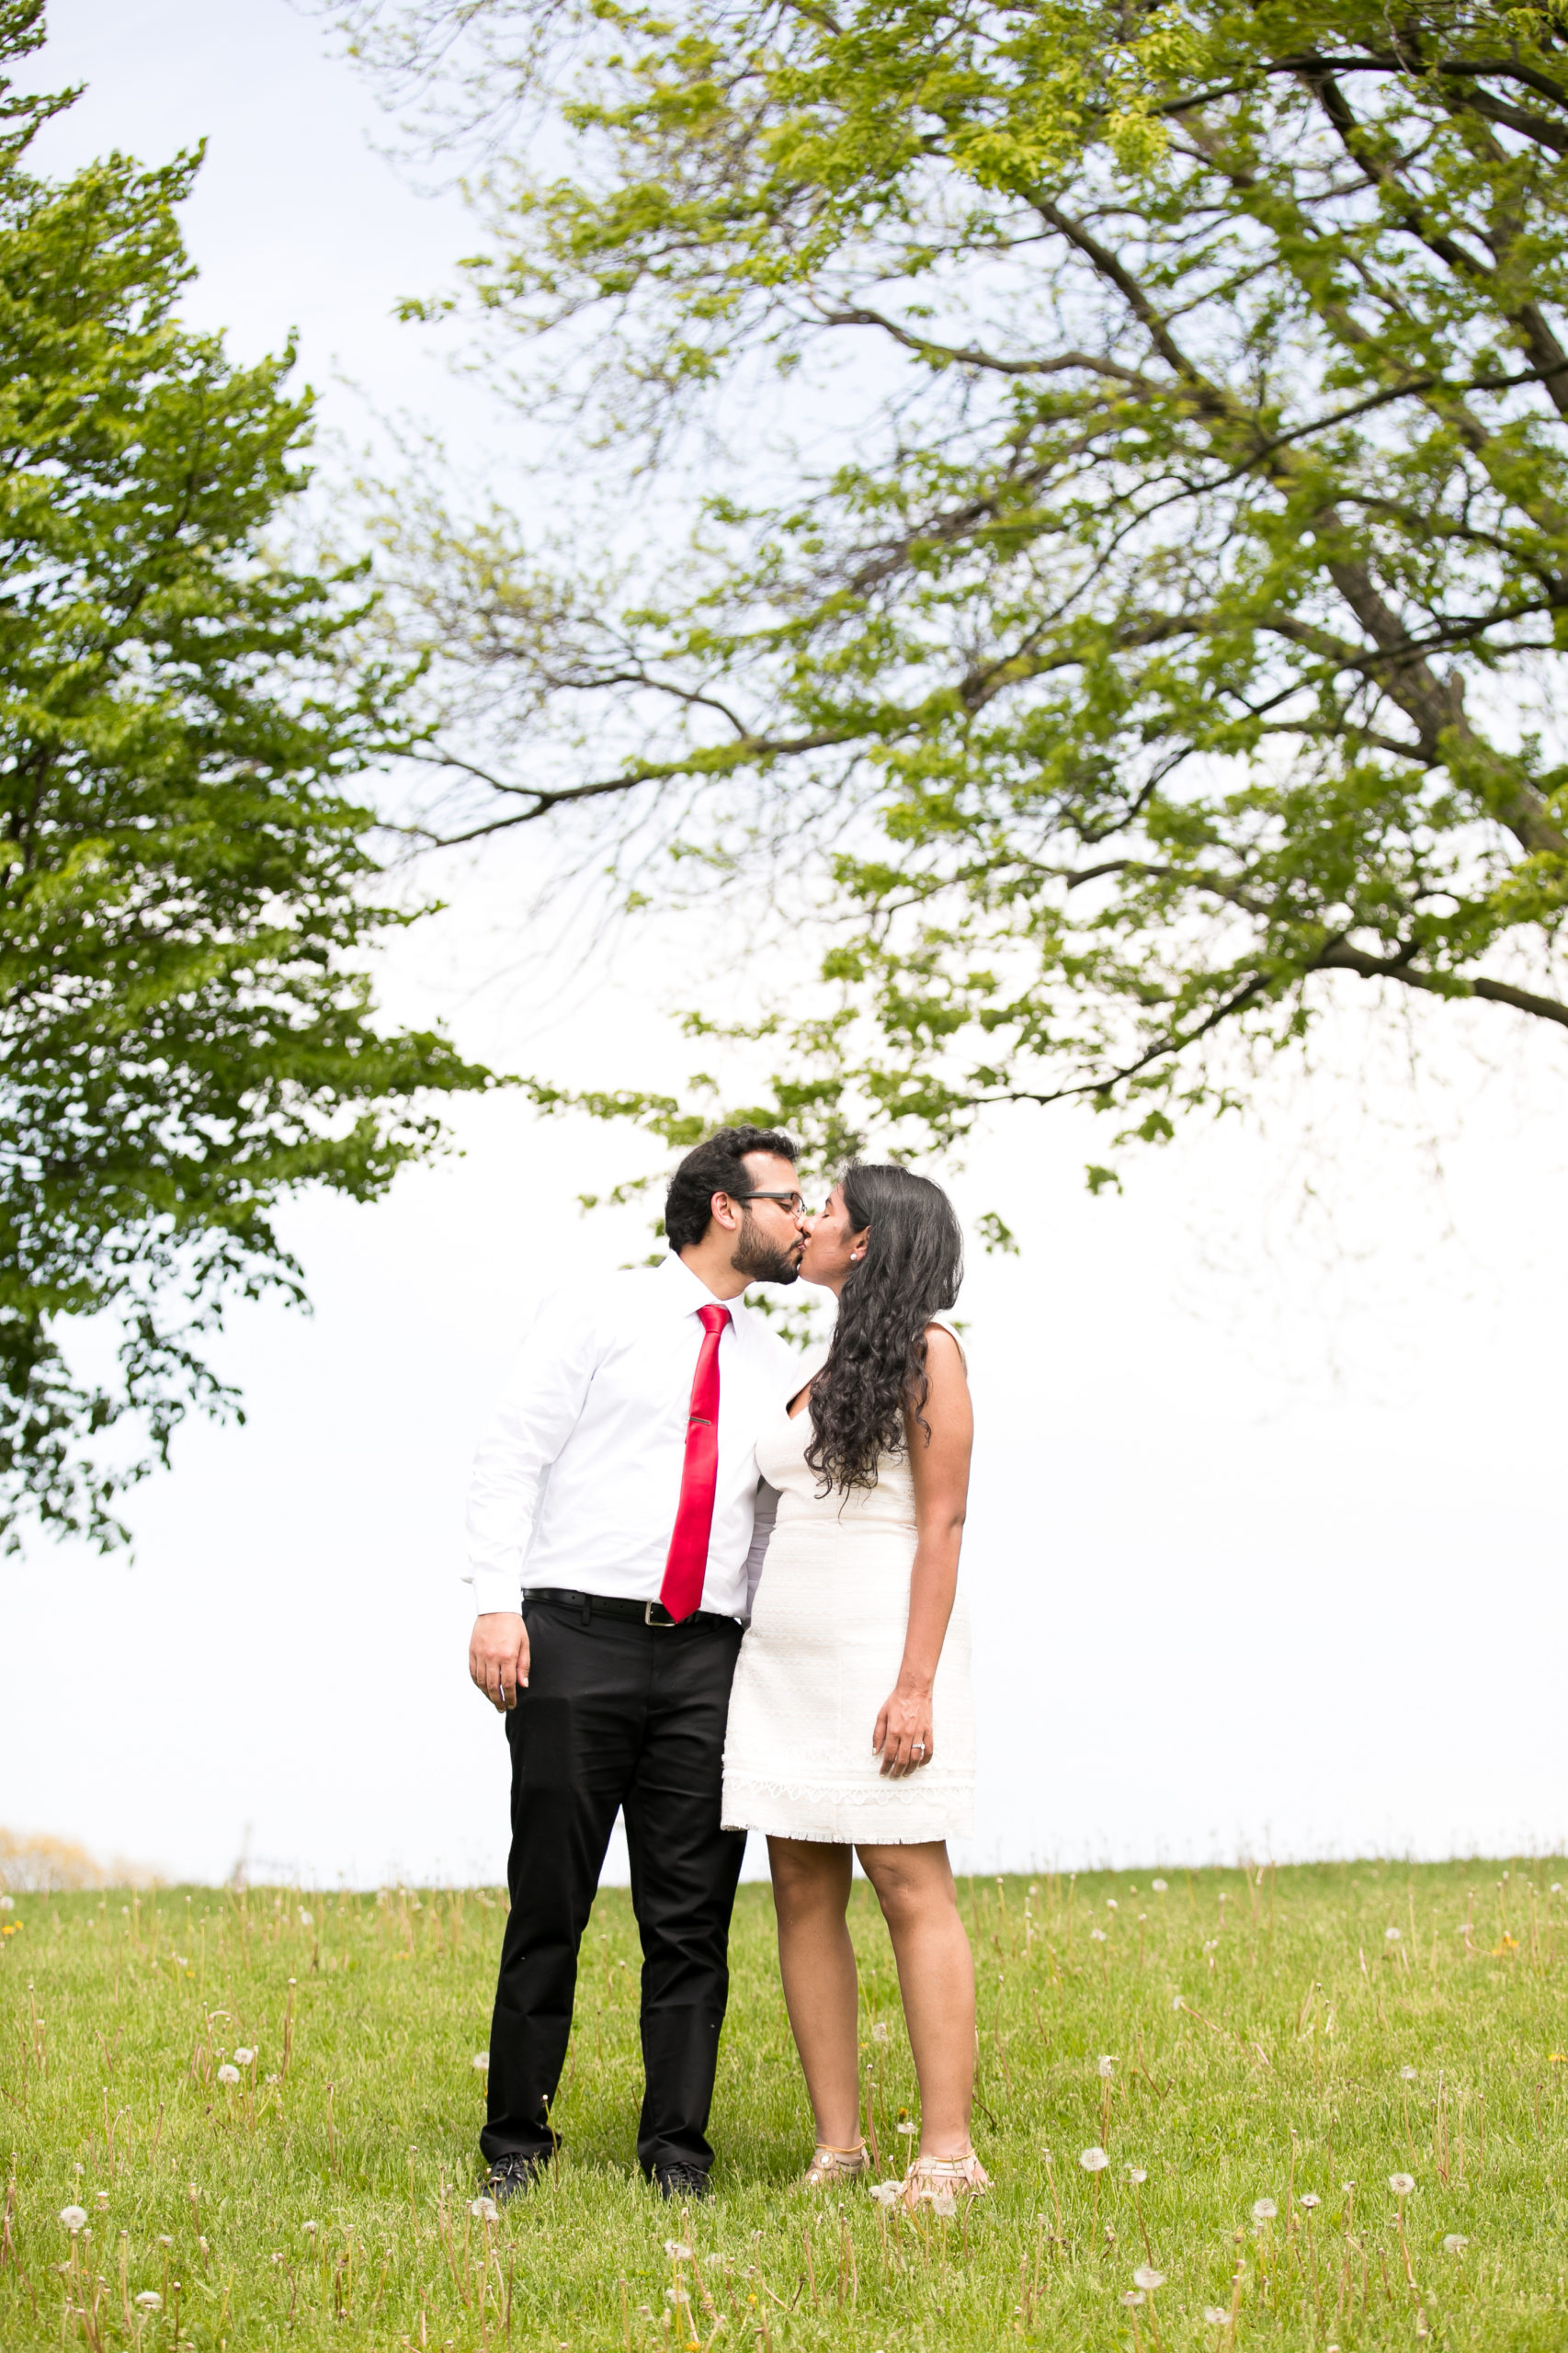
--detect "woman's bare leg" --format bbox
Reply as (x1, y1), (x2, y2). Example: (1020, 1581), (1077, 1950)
(767, 1836), (861, 2148)
(857, 1842), (975, 2156)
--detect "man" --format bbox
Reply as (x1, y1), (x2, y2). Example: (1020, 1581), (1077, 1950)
(466, 1124), (806, 2202)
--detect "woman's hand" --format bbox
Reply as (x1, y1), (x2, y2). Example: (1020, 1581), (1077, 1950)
(874, 1323), (968, 1781)
(873, 1684), (935, 1778)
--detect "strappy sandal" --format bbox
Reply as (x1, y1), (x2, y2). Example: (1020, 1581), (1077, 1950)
(802, 2142), (871, 2188)
(902, 2146), (991, 2211)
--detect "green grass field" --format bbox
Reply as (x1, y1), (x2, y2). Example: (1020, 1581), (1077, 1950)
(3, 1861), (1565, 2350)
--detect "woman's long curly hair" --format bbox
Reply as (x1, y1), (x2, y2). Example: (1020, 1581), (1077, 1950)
(804, 1164), (964, 1495)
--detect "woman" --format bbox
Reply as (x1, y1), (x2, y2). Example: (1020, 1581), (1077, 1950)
(722, 1164), (986, 2205)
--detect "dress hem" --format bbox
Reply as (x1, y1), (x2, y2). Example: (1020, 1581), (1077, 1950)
(722, 1774), (972, 1845)
(722, 1813), (972, 1846)
(722, 1770), (972, 1805)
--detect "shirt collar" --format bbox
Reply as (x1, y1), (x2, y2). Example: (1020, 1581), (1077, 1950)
(657, 1250), (747, 1321)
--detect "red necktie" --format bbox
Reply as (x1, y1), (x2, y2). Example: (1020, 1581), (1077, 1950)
(660, 1303), (732, 1622)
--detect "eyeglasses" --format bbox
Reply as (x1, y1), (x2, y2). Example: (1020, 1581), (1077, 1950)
(734, 1189), (811, 1218)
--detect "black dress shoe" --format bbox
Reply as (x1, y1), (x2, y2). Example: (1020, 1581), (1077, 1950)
(486, 2151), (552, 2203)
(652, 2165), (714, 2202)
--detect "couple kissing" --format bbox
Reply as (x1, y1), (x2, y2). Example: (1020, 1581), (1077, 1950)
(464, 1125), (985, 2210)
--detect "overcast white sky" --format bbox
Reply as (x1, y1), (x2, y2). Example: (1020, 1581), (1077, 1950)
(2, 0), (1565, 1890)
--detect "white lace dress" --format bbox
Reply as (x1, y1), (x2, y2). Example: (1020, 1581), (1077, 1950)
(721, 1324), (975, 1845)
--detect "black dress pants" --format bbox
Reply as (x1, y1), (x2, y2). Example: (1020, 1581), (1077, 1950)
(480, 1598), (747, 2178)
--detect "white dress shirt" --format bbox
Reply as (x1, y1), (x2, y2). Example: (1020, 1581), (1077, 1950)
(465, 1253), (798, 1620)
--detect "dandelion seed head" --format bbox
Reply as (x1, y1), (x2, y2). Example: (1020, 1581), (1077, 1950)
(1443, 2235), (1469, 2255)
(1097, 2055), (1117, 2078)
(932, 2189), (958, 2218)
(1299, 2192), (1321, 2209)
(1385, 1927), (1402, 1941)
(1152, 1879), (1167, 1893)
(134, 2292), (163, 2311)
(871, 2022), (890, 2042)
(302, 2221), (318, 2234)
(1080, 2147), (1109, 2173)
(156, 2236), (173, 2248)
(1203, 2308), (1230, 2326)
(869, 2183), (901, 2205)
(1172, 1995), (1185, 2010)
(1133, 2267), (1165, 2290)
(665, 2242), (692, 2260)
(1090, 1927), (1108, 1942)
(1120, 2290), (1145, 2306)
(1252, 2198), (1278, 2221)
(217, 2063), (241, 2085)
(1389, 2173), (1415, 2196)
(58, 2206), (86, 2232)
(233, 2048), (255, 2066)
(299, 1909), (313, 1927)
(1106, 1898), (1118, 1910)
(472, 2053), (490, 2071)
(1203, 1938), (1219, 1950)
(0, 1895), (12, 1910)
(94, 2192), (109, 2211)
(470, 2198), (499, 2223)
(1127, 2166), (1147, 2184)
(1400, 2065), (1417, 2079)
(896, 2120), (916, 2135)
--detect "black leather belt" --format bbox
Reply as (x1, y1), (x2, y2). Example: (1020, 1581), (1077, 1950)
(523, 1586), (738, 1631)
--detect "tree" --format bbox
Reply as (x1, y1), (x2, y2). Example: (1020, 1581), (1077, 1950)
(0, 3), (489, 1551)
(337, 0), (1568, 1178)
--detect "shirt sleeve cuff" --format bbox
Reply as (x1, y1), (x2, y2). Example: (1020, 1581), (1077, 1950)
(469, 1566), (524, 1616)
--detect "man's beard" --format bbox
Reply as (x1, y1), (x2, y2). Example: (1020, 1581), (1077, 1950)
(731, 1209), (801, 1286)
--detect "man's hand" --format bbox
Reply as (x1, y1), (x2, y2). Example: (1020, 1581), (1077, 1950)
(470, 1612), (530, 1711)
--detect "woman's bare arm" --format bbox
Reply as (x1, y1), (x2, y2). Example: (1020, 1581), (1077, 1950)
(873, 1325), (973, 1777)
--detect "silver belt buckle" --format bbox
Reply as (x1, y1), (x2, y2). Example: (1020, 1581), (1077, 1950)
(644, 1600), (671, 1627)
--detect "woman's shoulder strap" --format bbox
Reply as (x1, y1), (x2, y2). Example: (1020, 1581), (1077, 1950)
(925, 1314), (968, 1371)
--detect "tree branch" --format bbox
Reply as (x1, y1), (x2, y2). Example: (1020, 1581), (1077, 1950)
(813, 299), (1160, 388)
(1311, 944), (1568, 1028)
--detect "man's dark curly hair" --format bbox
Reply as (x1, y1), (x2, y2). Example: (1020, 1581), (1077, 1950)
(664, 1124), (798, 1253)
(805, 1164), (964, 1495)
